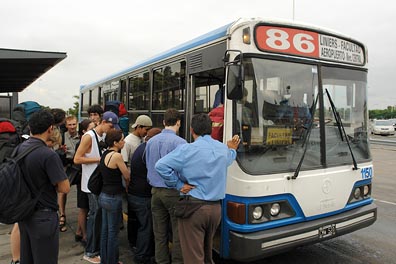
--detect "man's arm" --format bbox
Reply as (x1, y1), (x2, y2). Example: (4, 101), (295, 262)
(226, 135), (240, 165)
(56, 179), (70, 194)
(74, 134), (100, 165)
(115, 153), (130, 189)
(227, 135), (240, 150)
(121, 142), (130, 163)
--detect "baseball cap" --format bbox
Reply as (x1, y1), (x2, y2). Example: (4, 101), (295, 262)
(102, 111), (121, 130)
(132, 115), (153, 129)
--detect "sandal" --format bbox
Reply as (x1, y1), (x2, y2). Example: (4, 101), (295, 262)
(59, 215), (67, 232)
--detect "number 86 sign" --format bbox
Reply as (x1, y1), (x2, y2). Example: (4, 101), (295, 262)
(254, 25), (364, 65)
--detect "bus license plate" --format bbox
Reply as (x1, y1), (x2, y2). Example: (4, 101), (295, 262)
(318, 224), (336, 238)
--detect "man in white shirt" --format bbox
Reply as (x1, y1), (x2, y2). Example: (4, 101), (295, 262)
(121, 115), (152, 166)
(74, 111), (120, 264)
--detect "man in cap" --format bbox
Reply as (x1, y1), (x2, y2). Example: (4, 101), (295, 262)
(74, 111), (119, 264)
(121, 115), (152, 165)
(128, 127), (162, 264)
(121, 114), (152, 250)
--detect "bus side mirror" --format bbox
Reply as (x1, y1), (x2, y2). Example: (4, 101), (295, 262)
(227, 64), (244, 100)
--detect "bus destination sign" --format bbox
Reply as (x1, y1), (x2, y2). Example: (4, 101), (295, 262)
(255, 25), (365, 66)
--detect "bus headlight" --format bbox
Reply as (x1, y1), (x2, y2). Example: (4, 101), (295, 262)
(363, 185), (370, 196)
(353, 187), (361, 199)
(270, 203), (281, 216)
(248, 200), (295, 224)
(348, 183), (372, 204)
(252, 206), (263, 220)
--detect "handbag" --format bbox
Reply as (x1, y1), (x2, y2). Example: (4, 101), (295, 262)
(87, 165), (102, 195)
(65, 163), (82, 185)
(55, 148), (69, 166)
(87, 148), (116, 195)
(173, 197), (204, 219)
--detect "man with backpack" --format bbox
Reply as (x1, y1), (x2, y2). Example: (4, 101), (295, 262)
(17, 109), (70, 264)
(0, 101), (42, 264)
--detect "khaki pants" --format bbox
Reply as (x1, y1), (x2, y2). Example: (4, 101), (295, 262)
(151, 187), (183, 264)
(178, 203), (221, 264)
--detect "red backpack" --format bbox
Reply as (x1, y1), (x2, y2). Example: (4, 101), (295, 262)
(104, 100), (127, 117)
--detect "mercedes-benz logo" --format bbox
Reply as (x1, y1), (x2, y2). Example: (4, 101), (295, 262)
(322, 178), (332, 194)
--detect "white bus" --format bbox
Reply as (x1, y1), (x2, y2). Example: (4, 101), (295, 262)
(80, 18), (376, 261)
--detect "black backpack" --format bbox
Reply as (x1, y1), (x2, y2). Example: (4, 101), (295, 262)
(0, 144), (42, 224)
(0, 101), (42, 164)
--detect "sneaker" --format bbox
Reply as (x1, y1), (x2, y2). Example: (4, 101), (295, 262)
(10, 260), (20, 264)
(83, 255), (101, 264)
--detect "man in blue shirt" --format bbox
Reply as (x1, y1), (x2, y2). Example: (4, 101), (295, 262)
(145, 108), (186, 264)
(155, 113), (240, 264)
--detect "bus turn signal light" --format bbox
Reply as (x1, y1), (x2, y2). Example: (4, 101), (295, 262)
(243, 27), (251, 44)
(227, 201), (246, 224)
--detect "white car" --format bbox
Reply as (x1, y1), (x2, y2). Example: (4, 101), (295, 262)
(370, 120), (395, 135)
(389, 119), (396, 131)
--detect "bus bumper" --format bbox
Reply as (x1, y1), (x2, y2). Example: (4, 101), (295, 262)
(228, 203), (377, 262)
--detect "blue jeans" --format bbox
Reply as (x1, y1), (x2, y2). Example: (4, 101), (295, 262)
(127, 194), (154, 262)
(86, 193), (101, 257)
(99, 192), (122, 264)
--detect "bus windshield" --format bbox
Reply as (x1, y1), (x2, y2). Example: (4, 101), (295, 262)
(234, 58), (370, 175)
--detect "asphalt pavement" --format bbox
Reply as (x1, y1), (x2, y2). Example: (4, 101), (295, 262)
(0, 185), (137, 264)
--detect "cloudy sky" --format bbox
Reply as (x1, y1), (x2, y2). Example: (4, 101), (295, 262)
(1, 0), (394, 110)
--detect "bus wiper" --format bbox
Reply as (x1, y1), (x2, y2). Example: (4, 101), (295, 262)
(325, 89), (358, 170)
(290, 93), (319, 180)
(326, 90), (344, 141)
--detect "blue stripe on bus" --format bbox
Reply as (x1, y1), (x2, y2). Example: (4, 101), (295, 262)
(81, 22), (233, 91)
(222, 179), (373, 232)
(220, 185), (374, 258)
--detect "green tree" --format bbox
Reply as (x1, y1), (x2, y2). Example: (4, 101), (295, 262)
(369, 106), (396, 119)
(67, 95), (79, 118)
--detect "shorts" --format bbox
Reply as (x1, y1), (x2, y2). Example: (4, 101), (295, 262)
(76, 184), (89, 209)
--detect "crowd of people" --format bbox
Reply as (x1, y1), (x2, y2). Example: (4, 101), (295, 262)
(9, 102), (240, 264)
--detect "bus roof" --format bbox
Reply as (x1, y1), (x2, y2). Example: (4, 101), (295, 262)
(81, 21), (233, 91)
(81, 17), (366, 91)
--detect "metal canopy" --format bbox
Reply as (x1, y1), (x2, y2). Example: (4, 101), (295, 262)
(0, 48), (67, 93)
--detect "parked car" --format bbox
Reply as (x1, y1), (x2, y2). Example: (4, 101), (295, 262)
(389, 119), (396, 131)
(370, 119), (395, 135)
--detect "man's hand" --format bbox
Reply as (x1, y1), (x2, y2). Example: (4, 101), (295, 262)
(227, 135), (240, 150)
(180, 183), (195, 194)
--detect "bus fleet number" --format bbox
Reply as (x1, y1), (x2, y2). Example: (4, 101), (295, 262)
(360, 167), (373, 179)
(265, 29), (315, 53)
(256, 26), (319, 57)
